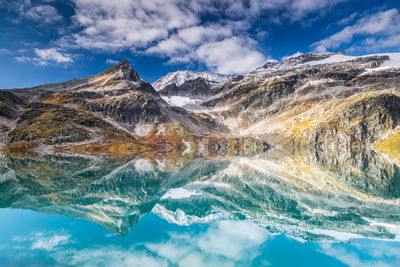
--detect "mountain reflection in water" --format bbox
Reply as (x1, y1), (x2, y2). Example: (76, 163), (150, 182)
(0, 148), (400, 266)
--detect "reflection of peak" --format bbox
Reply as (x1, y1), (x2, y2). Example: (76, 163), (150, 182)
(152, 204), (231, 226)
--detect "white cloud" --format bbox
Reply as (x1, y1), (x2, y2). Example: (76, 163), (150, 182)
(247, 0), (350, 21)
(105, 59), (119, 65)
(31, 233), (71, 251)
(12, 231), (71, 252)
(64, 0), (198, 52)
(146, 23), (265, 74)
(177, 25), (233, 45)
(313, 8), (400, 52)
(195, 37), (266, 74)
(48, 0), (350, 73)
(34, 48), (73, 64)
(0, 48), (11, 54)
(16, 48), (74, 65)
(9, 0), (355, 72)
(8, 1), (62, 24)
(147, 35), (190, 56)
(25, 5), (62, 23)
(337, 12), (358, 26)
(53, 247), (167, 267)
(145, 24), (263, 74)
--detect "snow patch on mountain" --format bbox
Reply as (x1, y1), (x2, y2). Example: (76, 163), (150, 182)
(307, 54), (357, 66)
(360, 53), (400, 75)
(161, 95), (201, 107)
(161, 188), (201, 200)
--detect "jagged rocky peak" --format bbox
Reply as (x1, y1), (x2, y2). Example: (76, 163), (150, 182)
(153, 70), (231, 97)
(101, 59), (142, 82)
(283, 51), (349, 65)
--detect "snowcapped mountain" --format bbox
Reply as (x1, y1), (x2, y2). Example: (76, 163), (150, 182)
(153, 70), (231, 91)
(251, 51), (400, 76)
(0, 60), (228, 155)
(152, 70), (231, 98)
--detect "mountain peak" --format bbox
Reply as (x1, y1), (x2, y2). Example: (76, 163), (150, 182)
(103, 59), (141, 82)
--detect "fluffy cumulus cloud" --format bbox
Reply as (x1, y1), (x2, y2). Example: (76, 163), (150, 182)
(31, 233), (71, 251)
(64, 0), (198, 51)
(8, 0), (62, 24)
(16, 48), (73, 65)
(12, 231), (71, 251)
(313, 8), (400, 52)
(53, 0), (351, 74)
(195, 37), (266, 74)
(61, 0), (267, 74)
(25, 5), (62, 24)
(319, 242), (400, 267)
(10, 0), (355, 72)
(105, 59), (120, 65)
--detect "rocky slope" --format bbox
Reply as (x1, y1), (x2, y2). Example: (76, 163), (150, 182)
(0, 61), (229, 155)
(193, 52), (400, 158)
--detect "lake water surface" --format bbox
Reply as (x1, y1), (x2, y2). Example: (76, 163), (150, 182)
(1, 149), (400, 266)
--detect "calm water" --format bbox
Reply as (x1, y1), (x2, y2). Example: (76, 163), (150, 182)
(0, 149), (400, 266)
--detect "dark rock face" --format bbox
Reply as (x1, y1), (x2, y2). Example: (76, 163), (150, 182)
(0, 123), (9, 133)
(0, 91), (25, 119)
(73, 92), (169, 125)
(309, 94), (400, 152)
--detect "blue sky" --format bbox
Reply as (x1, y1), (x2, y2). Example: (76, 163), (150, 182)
(0, 0), (399, 89)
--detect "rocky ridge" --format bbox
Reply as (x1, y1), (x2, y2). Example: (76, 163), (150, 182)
(1, 52), (400, 159)
(0, 61), (230, 155)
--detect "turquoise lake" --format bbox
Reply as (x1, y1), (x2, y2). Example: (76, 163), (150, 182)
(0, 151), (400, 266)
